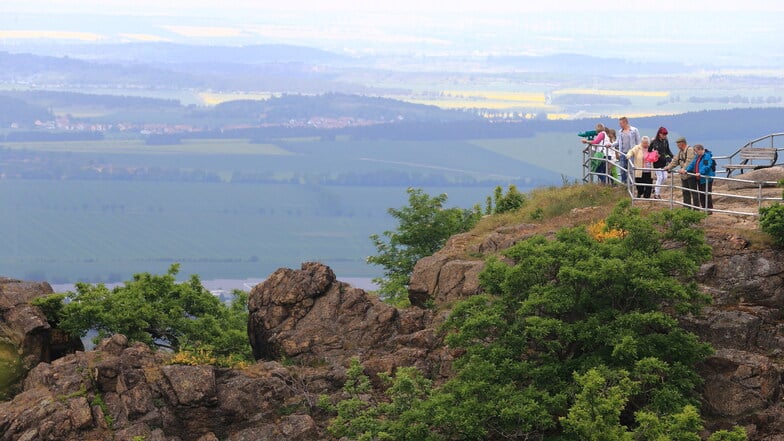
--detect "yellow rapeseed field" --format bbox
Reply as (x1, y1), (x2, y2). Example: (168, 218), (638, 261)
(552, 88), (670, 97)
(199, 92), (275, 106)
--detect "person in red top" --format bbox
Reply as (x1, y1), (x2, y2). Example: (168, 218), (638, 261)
(649, 126), (673, 199)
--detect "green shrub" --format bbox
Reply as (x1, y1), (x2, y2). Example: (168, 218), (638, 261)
(760, 203), (784, 247)
(487, 184), (526, 214)
(323, 202), (745, 440)
(36, 265), (252, 362)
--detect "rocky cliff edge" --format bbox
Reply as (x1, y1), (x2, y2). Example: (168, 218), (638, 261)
(2, 185), (784, 439)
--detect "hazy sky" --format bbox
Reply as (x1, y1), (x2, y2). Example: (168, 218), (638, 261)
(3, 0), (784, 66)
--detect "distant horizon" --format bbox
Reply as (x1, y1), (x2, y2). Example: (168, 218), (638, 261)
(2, 2), (784, 68)
(50, 276), (378, 294)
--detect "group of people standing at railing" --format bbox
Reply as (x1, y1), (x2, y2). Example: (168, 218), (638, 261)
(582, 116), (715, 210)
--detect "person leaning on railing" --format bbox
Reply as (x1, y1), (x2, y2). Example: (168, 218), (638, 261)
(610, 116), (641, 185)
(582, 123), (610, 183)
(680, 143), (715, 211)
(665, 136), (699, 208)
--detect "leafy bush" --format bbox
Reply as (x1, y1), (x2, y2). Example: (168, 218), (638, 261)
(760, 203), (784, 247)
(486, 184), (526, 214)
(36, 264), (252, 362)
(321, 357), (432, 441)
(325, 202), (749, 440)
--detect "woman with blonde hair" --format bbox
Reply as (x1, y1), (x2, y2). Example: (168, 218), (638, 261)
(626, 136), (653, 198)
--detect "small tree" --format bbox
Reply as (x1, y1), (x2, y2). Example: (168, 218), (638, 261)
(487, 184), (526, 214)
(34, 264), (252, 362)
(368, 187), (480, 306)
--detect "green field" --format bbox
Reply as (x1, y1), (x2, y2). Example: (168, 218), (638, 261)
(0, 179), (500, 283)
(1, 125), (764, 285)
(3, 138), (292, 155)
(2, 135), (559, 284)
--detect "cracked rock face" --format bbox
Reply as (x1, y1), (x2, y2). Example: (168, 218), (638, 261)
(0, 334), (323, 441)
(1, 263), (453, 440)
(247, 262), (450, 380)
(0, 277), (84, 399)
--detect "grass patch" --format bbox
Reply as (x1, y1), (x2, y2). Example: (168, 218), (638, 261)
(471, 184), (627, 236)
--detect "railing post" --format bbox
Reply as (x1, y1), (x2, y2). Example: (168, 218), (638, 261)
(758, 182), (764, 213)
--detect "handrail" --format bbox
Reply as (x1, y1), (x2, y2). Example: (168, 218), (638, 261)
(581, 143), (782, 217)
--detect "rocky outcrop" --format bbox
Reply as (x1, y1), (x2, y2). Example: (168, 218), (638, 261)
(406, 213), (784, 439)
(247, 262), (449, 380)
(0, 334), (330, 441)
(4, 202), (784, 439)
(2, 263), (451, 440)
(0, 278), (83, 399)
(680, 241), (784, 437)
(715, 165), (784, 191)
(408, 224), (539, 307)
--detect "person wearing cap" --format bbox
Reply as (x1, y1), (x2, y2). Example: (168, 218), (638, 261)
(665, 137), (698, 208)
(649, 126), (674, 199)
(680, 144), (715, 211)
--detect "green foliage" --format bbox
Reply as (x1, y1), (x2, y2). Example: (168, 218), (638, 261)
(760, 203), (784, 247)
(707, 427), (748, 441)
(328, 202), (734, 440)
(440, 202), (714, 437)
(31, 293), (67, 327)
(561, 368), (636, 441)
(39, 264), (252, 361)
(91, 393), (113, 428)
(368, 187), (481, 305)
(0, 342), (25, 400)
(486, 184), (527, 214)
(759, 180), (784, 247)
(323, 358), (433, 441)
(321, 358), (383, 440)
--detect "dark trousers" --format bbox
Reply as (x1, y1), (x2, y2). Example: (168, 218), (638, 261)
(619, 156), (629, 184)
(697, 179), (713, 209)
(635, 172), (652, 198)
(596, 160), (607, 183)
(680, 176), (699, 208)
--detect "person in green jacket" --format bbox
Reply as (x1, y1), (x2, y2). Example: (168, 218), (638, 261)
(665, 136), (698, 208)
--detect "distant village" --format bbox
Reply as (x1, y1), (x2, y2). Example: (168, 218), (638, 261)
(18, 114), (389, 135)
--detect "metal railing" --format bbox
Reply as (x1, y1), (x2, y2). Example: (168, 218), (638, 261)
(717, 132), (784, 166)
(581, 144), (783, 217)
